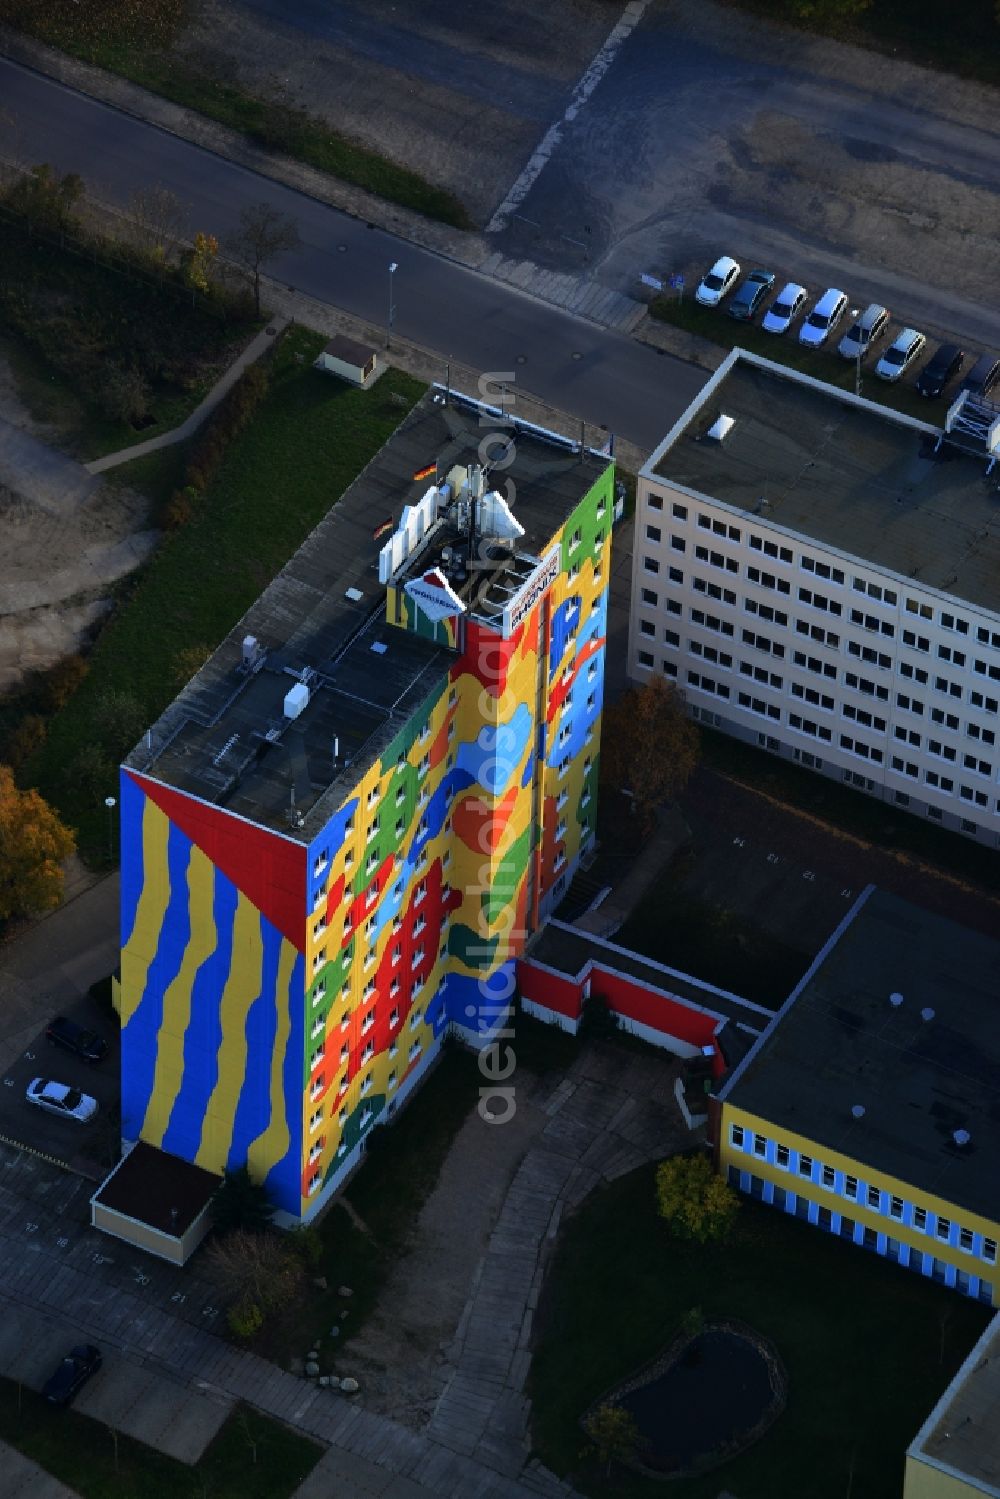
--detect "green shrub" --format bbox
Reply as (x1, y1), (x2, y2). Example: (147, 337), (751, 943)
(228, 1298), (264, 1339)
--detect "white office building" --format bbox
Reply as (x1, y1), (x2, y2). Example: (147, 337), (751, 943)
(629, 349), (1000, 846)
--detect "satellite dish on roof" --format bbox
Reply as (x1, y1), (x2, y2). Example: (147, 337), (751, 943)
(953, 1129), (971, 1146)
(921, 1007), (935, 1022)
(889, 992), (904, 1007)
(851, 1105), (866, 1120)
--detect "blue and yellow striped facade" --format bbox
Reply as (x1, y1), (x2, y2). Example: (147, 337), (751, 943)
(119, 462), (614, 1222)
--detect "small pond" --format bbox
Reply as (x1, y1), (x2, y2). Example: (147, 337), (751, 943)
(612, 1322), (784, 1477)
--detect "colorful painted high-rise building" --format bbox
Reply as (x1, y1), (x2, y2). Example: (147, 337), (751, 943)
(118, 389), (614, 1221)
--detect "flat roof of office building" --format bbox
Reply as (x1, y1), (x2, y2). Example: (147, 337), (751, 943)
(645, 351), (1000, 614)
(722, 888), (1000, 1223)
(908, 1312), (1000, 1495)
(124, 389), (608, 841)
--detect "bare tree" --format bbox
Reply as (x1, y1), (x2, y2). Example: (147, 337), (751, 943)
(127, 183), (187, 261)
(205, 1227), (304, 1314)
(224, 201), (302, 317)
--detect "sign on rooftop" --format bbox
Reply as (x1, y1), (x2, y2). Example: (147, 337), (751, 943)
(404, 567), (467, 623)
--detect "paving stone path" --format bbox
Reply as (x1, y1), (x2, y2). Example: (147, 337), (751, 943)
(428, 1044), (690, 1475)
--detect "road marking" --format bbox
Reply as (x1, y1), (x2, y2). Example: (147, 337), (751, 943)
(24, 1222), (38, 1234)
(841, 888), (853, 898)
(732, 836), (746, 847)
(486, 0), (655, 234)
(766, 853), (780, 864)
(803, 871), (816, 881)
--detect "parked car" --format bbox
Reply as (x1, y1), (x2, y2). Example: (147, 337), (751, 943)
(875, 327), (926, 382)
(727, 269), (775, 322)
(25, 1077), (98, 1124)
(46, 1017), (108, 1063)
(960, 352), (1000, 400)
(798, 288), (849, 348)
(695, 255), (740, 307)
(761, 282), (807, 335)
(42, 1345), (102, 1406)
(916, 344), (966, 399)
(837, 303), (890, 361)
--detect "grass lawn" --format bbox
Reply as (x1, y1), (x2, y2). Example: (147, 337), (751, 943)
(0, 1386), (321, 1499)
(251, 1047), (483, 1371)
(721, 0), (1000, 89)
(9, 15), (471, 229)
(28, 326), (425, 858)
(615, 850), (809, 1007)
(530, 1162), (990, 1498)
(649, 295), (940, 426)
(699, 727), (1000, 896)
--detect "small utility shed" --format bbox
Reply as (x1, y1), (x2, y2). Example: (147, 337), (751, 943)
(314, 334), (379, 387)
(91, 1141), (220, 1265)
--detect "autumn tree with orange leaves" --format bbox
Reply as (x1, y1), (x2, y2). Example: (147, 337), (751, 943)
(600, 677), (699, 831)
(0, 766), (75, 923)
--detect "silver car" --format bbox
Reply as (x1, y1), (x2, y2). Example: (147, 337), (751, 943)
(838, 304), (890, 360)
(875, 328), (926, 382)
(26, 1077), (98, 1124)
(761, 282), (807, 335)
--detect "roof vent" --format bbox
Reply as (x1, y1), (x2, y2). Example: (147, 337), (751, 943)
(345, 587), (364, 602)
(706, 414), (735, 442)
(371, 640), (388, 655)
(283, 682), (310, 720)
(889, 992), (904, 1007)
(921, 1007), (935, 1022)
(953, 1129), (971, 1147)
(851, 1104), (866, 1120)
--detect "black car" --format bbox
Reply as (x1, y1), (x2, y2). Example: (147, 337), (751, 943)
(727, 269), (776, 322)
(42, 1345), (102, 1405)
(45, 1017), (108, 1063)
(961, 352), (1000, 400)
(915, 344), (965, 399)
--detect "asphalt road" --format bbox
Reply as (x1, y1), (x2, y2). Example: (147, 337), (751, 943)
(0, 57), (705, 452)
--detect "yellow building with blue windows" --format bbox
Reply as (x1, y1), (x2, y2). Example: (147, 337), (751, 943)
(716, 887), (1000, 1310)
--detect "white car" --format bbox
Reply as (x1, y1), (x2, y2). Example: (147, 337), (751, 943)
(26, 1078), (98, 1124)
(798, 288), (849, 348)
(875, 327), (926, 382)
(761, 282), (807, 335)
(695, 255), (740, 307)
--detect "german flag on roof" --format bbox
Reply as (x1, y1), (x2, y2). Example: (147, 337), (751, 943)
(412, 463), (436, 483)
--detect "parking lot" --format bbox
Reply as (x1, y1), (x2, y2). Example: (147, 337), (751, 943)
(0, 991), (120, 1177)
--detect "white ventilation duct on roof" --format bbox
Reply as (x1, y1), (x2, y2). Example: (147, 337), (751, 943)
(889, 992), (904, 1008)
(953, 1129), (971, 1146)
(851, 1105), (866, 1120)
(707, 414), (735, 442)
(921, 1007), (935, 1022)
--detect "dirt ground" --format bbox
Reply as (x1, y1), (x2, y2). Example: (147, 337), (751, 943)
(0, 357), (156, 690)
(178, 0), (616, 227)
(338, 1071), (549, 1423)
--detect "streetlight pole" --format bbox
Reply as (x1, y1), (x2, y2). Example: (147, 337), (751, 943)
(849, 307), (863, 398)
(104, 796), (116, 863)
(386, 261), (398, 350)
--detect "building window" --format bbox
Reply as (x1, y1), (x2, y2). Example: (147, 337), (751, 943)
(798, 1154), (813, 1179)
(866, 1185), (880, 1210)
(936, 1216), (952, 1242)
(914, 1207), (928, 1232)
(821, 1165), (835, 1189)
(776, 1144), (790, 1169)
(984, 1238), (997, 1264)
(844, 1175), (858, 1201)
(960, 1228), (974, 1253)
(752, 1132), (766, 1158)
(889, 1196), (903, 1221)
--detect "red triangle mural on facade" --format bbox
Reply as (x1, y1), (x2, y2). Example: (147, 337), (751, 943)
(126, 770), (306, 951)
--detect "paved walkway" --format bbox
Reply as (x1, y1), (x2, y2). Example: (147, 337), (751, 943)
(1, 1439), (83, 1499)
(84, 318), (290, 475)
(0, 418), (96, 516)
(428, 1043), (689, 1474)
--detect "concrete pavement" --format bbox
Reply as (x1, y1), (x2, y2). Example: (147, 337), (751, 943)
(0, 873), (119, 1074)
(0, 55), (705, 454)
(0, 1440), (83, 1499)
